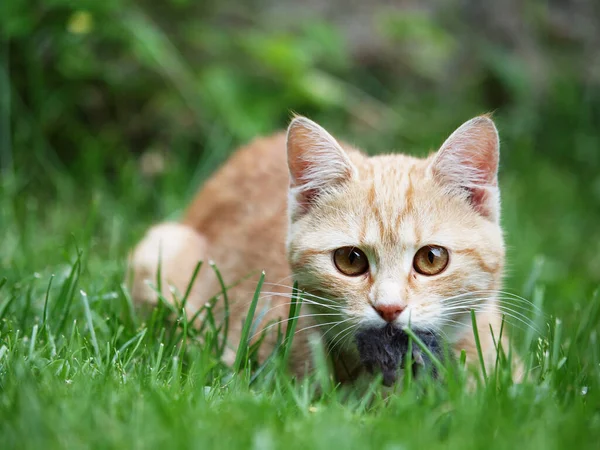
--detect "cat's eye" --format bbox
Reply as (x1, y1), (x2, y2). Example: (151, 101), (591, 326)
(413, 245), (449, 276)
(333, 247), (369, 276)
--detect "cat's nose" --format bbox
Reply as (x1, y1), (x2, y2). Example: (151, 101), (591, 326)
(374, 304), (404, 323)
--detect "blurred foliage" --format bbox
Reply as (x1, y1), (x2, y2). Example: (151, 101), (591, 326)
(1, 0), (599, 316)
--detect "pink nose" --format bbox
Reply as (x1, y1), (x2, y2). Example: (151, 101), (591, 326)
(374, 304), (404, 322)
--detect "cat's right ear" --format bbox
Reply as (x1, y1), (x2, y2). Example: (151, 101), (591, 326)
(428, 115), (500, 221)
(286, 116), (357, 219)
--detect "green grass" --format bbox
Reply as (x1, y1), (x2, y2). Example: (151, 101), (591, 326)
(2, 2), (600, 446)
(1, 123), (600, 449)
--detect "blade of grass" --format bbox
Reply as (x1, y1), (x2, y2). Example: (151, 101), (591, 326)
(551, 318), (562, 370)
(459, 349), (467, 368)
(402, 327), (447, 376)
(20, 283), (33, 329)
(210, 261), (230, 358)
(249, 326), (285, 386)
(470, 309), (488, 384)
(171, 356), (181, 391)
(198, 303), (218, 352)
(282, 282), (303, 364)
(177, 307), (188, 359)
(182, 261), (203, 310)
(28, 324), (38, 358)
(118, 283), (138, 329)
(152, 342), (165, 384)
(357, 373), (384, 413)
(0, 292), (17, 322)
(123, 328), (149, 369)
(42, 274), (54, 331)
(525, 286), (545, 353)
(81, 290), (100, 362)
(46, 323), (57, 357)
(56, 254), (82, 336)
(404, 333), (414, 391)
(490, 315), (506, 380)
(309, 334), (333, 394)
(155, 245), (163, 298)
(233, 271), (265, 372)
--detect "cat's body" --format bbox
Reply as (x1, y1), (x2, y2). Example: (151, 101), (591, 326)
(130, 116), (522, 383)
(131, 132), (328, 375)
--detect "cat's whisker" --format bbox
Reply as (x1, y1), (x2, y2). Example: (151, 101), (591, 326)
(258, 288), (346, 309)
(493, 305), (541, 327)
(256, 292), (344, 312)
(328, 321), (359, 349)
(434, 317), (468, 328)
(446, 307), (539, 332)
(293, 318), (352, 336)
(263, 274), (296, 287)
(417, 323), (451, 341)
(496, 298), (546, 315)
(450, 293), (540, 307)
(250, 313), (344, 340)
(257, 295), (342, 312)
(470, 290), (543, 312)
(439, 292), (478, 301)
(435, 300), (541, 335)
(254, 300), (340, 318)
(260, 284), (343, 304)
(441, 289), (543, 315)
(441, 300), (537, 323)
(326, 323), (360, 359)
(434, 312), (535, 337)
(441, 295), (494, 305)
(336, 326), (360, 357)
(464, 306), (541, 334)
(441, 296), (503, 308)
(257, 301), (343, 318)
(260, 282), (296, 290)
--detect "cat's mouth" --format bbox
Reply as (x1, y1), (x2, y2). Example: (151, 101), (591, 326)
(354, 325), (444, 386)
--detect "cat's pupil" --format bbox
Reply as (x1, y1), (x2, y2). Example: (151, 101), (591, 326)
(428, 250), (435, 264)
(349, 250), (358, 264)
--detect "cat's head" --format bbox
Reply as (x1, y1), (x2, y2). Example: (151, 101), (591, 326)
(285, 116), (504, 350)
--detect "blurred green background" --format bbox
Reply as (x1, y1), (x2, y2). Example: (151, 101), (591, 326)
(1, 0), (599, 326)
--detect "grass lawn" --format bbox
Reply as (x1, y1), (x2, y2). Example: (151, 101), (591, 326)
(1, 115), (599, 449)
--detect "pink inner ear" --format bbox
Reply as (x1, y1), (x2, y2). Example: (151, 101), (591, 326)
(467, 130), (499, 186)
(432, 116), (500, 220)
(469, 187), (492, 217)
(286, 116), (356, 216)
(288, 151), (314, 189)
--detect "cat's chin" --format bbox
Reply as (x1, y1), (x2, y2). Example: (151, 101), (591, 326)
(354, 325), (444, 386)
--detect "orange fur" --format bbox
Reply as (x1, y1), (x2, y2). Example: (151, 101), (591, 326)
(129, 116), (523, 382)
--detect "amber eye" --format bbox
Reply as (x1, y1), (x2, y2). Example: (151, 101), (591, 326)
(413, 245), (449, 276)
(333, 247), (369, 276)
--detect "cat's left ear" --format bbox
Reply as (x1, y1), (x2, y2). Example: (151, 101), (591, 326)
(429, 115), (500, 221)
(287, 116), (357, 219)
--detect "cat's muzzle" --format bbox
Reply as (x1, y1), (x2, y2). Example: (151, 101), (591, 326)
(354, 325), (444, 386)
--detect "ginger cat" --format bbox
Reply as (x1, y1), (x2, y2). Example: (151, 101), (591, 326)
(130, 115), (522, 383)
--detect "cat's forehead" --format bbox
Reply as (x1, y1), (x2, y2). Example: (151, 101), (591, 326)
(352, 153), (424, 182)
(323, 153), (478, 248)
(363, 160), (432, 244)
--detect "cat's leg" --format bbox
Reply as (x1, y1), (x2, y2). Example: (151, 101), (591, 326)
(128, 222), (208, 314)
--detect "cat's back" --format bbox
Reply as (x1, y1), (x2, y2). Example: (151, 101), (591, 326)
(132, 132), (308, 369)
(180, 131), (293, 306)
(182, 132), (290, 241)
